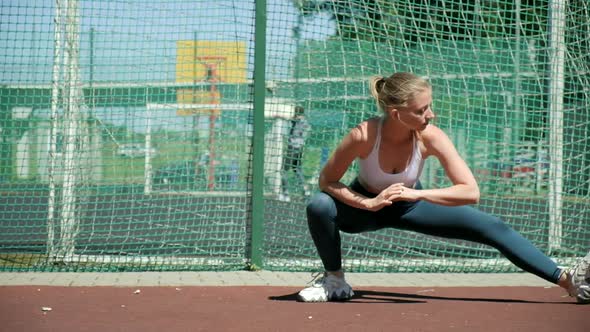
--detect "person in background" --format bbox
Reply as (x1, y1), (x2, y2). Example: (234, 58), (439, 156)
(280, 106), (311, 202)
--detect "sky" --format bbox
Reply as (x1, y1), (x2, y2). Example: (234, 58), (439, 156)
(0, 0), (336, 84)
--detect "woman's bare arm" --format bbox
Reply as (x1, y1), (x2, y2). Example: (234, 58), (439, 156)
(407, 125), (480, 206)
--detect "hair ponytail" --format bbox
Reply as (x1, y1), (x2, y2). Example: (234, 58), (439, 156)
(369, 76), (386, 111)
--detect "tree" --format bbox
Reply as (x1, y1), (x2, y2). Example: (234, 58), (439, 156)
(292, 1), (552, 44)
(292, 0), (397, 42)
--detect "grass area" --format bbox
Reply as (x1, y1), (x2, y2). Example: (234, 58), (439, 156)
(0, 253), (46, 269)
(97, 126), (336, 190)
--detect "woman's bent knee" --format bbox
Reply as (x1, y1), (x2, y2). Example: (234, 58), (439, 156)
(306, 192), (336, 220)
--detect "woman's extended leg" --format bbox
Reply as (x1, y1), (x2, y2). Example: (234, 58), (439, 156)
(395, 201), (562, 284)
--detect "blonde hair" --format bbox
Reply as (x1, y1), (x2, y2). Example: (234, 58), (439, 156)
(369, 72), (431, 113)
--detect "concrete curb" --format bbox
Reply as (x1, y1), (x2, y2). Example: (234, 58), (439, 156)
(0, 272), (556, 288)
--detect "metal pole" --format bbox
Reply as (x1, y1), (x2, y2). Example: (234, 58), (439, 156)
(514, 0), (522, 142)
(47, 0), (64, 260)
(207, 63), (218, 191)
(249, 0), (267, 269)
(548, 0), (566, 252)
(144, 91), (152, 194)
(58, 0), (82, 259)
(193, 31), (199, 175)
(89, 27), (94, 116)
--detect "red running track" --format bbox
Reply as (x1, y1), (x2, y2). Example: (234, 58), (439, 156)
(1, 286), (588, 332)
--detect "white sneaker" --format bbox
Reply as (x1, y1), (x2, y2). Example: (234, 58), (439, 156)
(297, 273), (354, 302)
(565, 251), (590, 304)
(278, 194), (291, 202)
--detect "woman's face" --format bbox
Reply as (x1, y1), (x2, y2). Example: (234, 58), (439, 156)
(393, 88), (434, 131)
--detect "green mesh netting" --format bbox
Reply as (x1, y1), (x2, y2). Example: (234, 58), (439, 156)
(0, 0), (588, 272)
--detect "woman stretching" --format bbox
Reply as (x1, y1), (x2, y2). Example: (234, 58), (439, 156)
(297, 72), (590, 303)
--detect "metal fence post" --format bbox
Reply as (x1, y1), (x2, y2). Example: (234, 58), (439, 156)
(249, 0), (267, 269)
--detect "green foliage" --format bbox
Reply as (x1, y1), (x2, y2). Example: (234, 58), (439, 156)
(246, 262), (261, 271)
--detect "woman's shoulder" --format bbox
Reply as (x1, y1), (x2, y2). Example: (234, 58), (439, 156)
(350, 117), (380, 142)
(419, 124), (454, 155)
(420, 124), (448, 140)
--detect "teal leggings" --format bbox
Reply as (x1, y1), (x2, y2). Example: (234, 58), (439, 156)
(306, 179), (562, 284)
